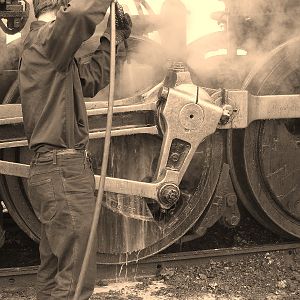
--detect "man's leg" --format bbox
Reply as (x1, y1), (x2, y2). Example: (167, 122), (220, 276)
(27, 159), (61, 300)
(50, 155), (97, 300)
(36, 225), (58, 300)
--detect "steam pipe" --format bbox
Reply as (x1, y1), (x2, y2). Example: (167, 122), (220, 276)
(73, 1), (116, 299)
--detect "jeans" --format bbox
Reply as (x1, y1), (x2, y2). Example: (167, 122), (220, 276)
(28, 150), (97, 300)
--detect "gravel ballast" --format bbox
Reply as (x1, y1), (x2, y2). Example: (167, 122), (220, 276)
(1, 249), (300, 299)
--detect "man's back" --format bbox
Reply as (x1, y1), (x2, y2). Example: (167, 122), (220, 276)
(19, 0), (111, 152)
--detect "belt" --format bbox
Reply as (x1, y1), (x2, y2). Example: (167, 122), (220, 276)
(54, 149), (86, 156)
(33, 149), (90, 165)
(36, 149), (86, 156)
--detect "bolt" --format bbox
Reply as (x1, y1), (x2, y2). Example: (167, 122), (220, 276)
(230, 215), (240, 226)
(168, 190), (178, 200)
(159, 86), (169, 102)
(219, 115), (230, 125)
(219, 104), (234, 125)
(226, 194), (237, 207)
(158, 183), (181, 209)
(14, 18), (21, 28)
(224, 215), (240, 227)
(170, 153), (180, 163)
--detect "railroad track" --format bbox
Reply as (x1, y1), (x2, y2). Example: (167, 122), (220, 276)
(1, 242), (299, 288)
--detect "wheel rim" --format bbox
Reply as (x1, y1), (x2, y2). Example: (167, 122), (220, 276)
(247, 121), (300, 221)
(0, 147), (40, 242)
(228, 37), (300, 238)
(93, 133), (223, 264)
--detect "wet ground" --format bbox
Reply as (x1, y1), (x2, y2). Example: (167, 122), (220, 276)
(91, 249), (300, 299)
(1, 250), (300, 299)
(0, 208), (299, 299)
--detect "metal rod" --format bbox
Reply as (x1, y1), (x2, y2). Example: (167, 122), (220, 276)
(74, 2), (116, 298)
(0, 126), (159, 149)
(0, 159), (160, 199)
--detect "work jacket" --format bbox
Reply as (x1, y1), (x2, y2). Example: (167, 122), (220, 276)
(19, 0), (111, 152)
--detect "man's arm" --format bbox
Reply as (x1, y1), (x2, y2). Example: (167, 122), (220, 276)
(44, 0), (111, 72)
(77, 39), (111, 98)
(74, 4), (132, 98)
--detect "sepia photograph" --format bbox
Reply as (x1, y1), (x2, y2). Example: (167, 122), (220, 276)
(0, 1), (299, 299)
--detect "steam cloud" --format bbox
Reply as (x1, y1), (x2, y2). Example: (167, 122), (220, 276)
(2, 0), (300, 100)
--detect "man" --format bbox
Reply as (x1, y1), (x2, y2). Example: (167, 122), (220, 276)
(19, 0), (131, 299)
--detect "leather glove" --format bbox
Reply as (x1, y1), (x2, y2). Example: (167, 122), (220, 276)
(101, 3), (132, 45)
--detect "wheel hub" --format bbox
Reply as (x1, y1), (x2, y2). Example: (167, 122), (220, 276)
(157, 183), (181, 209)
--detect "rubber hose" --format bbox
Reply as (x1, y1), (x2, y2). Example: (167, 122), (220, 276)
(73, 1), (116, 299)
(3, 79), (19, 104)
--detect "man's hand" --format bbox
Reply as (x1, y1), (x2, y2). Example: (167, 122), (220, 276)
(101, 2), (132, 45)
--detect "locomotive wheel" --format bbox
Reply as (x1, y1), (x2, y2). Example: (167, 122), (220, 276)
(93, 133), (223, 263)
(228, 36), (300, 238)
(0, 148), (40, 241)
(0, 133), (224, 264)
(0, 36), (224, 263)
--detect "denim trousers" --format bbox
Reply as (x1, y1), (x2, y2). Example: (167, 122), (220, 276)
(28, 150), (97, 300)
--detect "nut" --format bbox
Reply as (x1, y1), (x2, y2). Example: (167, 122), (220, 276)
(158, 183), (181, 209)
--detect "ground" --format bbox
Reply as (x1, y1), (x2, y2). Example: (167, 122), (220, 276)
(1, 250), (300, 299)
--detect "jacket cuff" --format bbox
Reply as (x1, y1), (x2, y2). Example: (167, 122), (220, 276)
(100, 32), (125, 46)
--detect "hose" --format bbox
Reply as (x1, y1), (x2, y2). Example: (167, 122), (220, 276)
(73, 1), (116, 299)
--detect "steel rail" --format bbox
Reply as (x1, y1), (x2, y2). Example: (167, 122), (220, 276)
(1, 242), (299, 287)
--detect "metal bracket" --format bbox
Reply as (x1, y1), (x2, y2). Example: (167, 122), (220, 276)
(155, 85), (223, 184)
(216, 90), (300, 129)
(191, 163), (240, 238)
